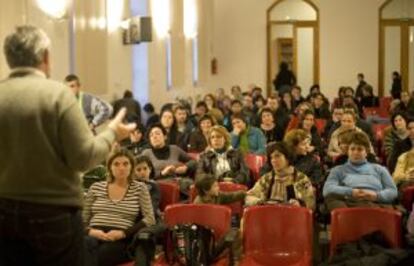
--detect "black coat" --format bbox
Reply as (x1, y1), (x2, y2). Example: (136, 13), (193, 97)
(388, 137), (412, 174)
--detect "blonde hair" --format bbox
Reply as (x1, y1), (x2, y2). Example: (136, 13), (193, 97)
(207, 126), (231, 149)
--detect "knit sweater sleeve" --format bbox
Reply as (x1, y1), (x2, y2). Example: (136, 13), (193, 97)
(323, 166), (353, 198)
(246, 174), (269, 206)
(392, 152), (408, 185)
(59, 99), (115, 172)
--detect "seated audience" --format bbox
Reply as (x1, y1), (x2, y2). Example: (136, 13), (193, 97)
(291, 85), (305, 110)
(160, 108), (184, 148)
(134, 155), (162, 221)
(204, 93), (224, 124)
(143, 103), (159, 128)
(298, 109), (324, 156)
(311, 92), (331, 119)
(328, 110), (374, 159)
(383, 112), (408, 161)
(259, 107), (284, 143)
(194, 174), (246, 204)
(284, 129), (323, 185)
(187, 114), (216, 153)
(323, 132), (398, 211)
(245, 142), (315, 209)
(280, 91), (295, 115)
(84, 149), (155, 266)
(141, 124), (197, 184)
(359, 84), (379, 108)
(197, 125), (250, 185)
(231, 114), (266, 155)
(388, 119), (414, 173)
(121, 123), (149, 156)
(392, 148), (414, 188)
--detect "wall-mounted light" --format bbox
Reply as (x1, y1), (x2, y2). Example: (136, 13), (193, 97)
(36, 0), (69, 19)
(184, 0), (197, 39)
(151, 0), (170, 38)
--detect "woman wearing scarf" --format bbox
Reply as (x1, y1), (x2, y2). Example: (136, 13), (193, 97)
(245, 142), (315, 209)
(197, 126), (250, 185)
(230, 114), (266, 155)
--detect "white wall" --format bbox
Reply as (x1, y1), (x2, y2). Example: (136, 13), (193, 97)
(210, 0), (387, 100)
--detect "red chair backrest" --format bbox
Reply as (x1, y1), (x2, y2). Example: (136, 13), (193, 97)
(330, 208), (402, 257)
(363, 107), (388, 118)
(157, 181), (180, 211)
(189, 182), (248, 215)
(242, 205), (313, 261)
(164, 204), (231, 239)
(244, 153), (267, 182)
(402, 186), (414, 212)
(314, 119), (327, 135)
(380, 96), (392, 111)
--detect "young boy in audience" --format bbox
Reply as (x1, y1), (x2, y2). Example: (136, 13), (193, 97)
(194, 174), (246, 204)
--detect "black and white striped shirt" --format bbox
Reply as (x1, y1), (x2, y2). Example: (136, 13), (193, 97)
(83, 180), (155, 230)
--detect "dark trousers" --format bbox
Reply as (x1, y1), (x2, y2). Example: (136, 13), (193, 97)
(0, 198), (83, 266)
(84, 234), (155, 266)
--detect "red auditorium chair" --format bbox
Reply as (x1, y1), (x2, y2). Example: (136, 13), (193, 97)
(153, 204), (233, 266)
(363, 107), (388, 119)
(157, 181), (180, 211)
(189, 182), (248, 216)
(379, 96), (392, 111)
(244, 153), (267, 182)
(401, 186), (414, 212)
(330, 208), (402, 258)
(240, 205), (313, 266)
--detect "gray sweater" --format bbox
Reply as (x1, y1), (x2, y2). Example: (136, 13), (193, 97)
(0, 68), (115, 207)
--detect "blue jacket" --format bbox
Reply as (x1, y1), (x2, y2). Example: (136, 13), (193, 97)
(323, 160), (397, 203)
(231, 126), (266, 155)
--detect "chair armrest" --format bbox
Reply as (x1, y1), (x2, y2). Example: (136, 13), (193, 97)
(137, 223), (167, 240)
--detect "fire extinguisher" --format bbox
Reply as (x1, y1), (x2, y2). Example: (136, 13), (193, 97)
(211, 57), (217, 75)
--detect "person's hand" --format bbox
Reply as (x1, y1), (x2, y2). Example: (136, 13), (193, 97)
(233, 127), (242, 136)
(307, 145), (315, 153)
(288, 199), (301, 207)
(89, 229), (110, 241)
(352, 188), (365, 199)
(108, 108), (137, 141)
(106, 230), (126, 241)
(161, 165), (176, 176)
(175, 165), (188, 175)
(359, 190), (378, 202)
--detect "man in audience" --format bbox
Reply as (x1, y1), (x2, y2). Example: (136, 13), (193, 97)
(266, 95), (289, 132)
(112, 89), (142, 123)
(323, 131), (397, 211)
(0, 25), (136, 265)
(355, 73), (367, 102)
(65, 74), (113, 132)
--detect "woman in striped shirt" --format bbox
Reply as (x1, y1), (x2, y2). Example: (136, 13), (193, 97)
(84, 149), (155, 266)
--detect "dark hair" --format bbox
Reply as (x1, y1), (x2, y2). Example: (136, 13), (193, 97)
(123, 90), (133, 98)
(64, 74), (80, 84)
(253, 95), (266, 105)
(280, 61), (289, 71)
(391, 112), (408, 129)
(259, 107), (275, 123)
(357, 73), (364, 79)
(147, 123), (167, 138)
(135, 155), (155, 180)
(231, 113), (247, 124)
(292, 85), (302, 92)
(143, 103), (155, 113)
(362, 84), (374, 96)
(196, 101), (208, 109)
(348, 131), (370, 151)
(198, 114), (216, 129)
(106, 148), (135, 183)
(266, 141), (294, 166)
(231, 99), (243, 106)
(195, 174), (217, 197)
(312, 92), (324, 100)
